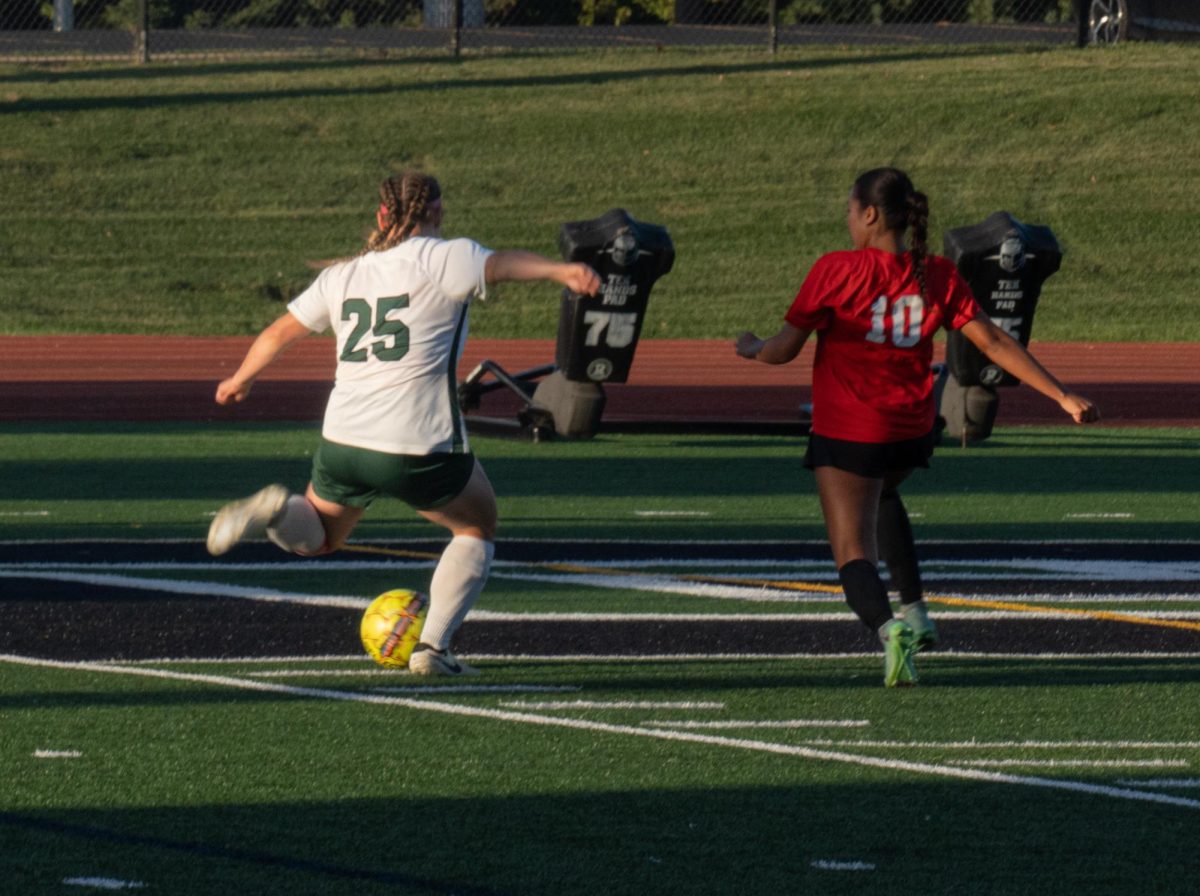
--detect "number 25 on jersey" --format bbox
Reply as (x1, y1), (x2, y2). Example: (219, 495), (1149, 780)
(865, 294), (924, 348)
(340, 296), (410, 363)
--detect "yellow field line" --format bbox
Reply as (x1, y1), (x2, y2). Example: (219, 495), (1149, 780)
(341, 544), (1200, 634)
(344, 544), (440, 561)
(925, 594), (1200, 634)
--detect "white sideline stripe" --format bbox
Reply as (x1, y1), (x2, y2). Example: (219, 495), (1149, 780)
(799, 739), (1200, 750)
(372, 685), (581, 695)
(952, 759), (1188, 769)
(246, 668), (400, 678)
(0, 570), (368, 609)
(500, 700), (726, 710)
(4, 567), (1200, 619)
(8, 567), (1200, 609)
(5, 653), (1200, 812)
(811, 860), (875, 872)
(1115, 779), (1200, 789)
(34, 749), (82, 759)
(470, 609), (1200, 621)
(460, 652), (1200, 666)
(473, 611), (851, 621)
(10, 555), (1200, 583)
(935, 598), (1200, 607)
(490, 571), (803, 601)
(633, 511), (712, 517)
(931, 559), (1200, 581)
(63, 878), (146, 891)
(122, 655), (367, 665)
(96, 651), (1200, 666)
(643, 719), (870, 730)
(1, 567), (804, 605)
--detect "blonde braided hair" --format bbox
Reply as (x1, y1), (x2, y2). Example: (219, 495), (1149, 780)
(363, 171), (442, 254)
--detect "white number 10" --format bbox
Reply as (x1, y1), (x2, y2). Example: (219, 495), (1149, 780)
(865, 294), (924, 348)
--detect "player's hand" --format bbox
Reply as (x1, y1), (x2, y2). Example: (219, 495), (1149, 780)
(562, 263), (602, 296)
(216, 378), (252, 405)
(1060, 393), (1099, 424)
(735, 331), (764, 359)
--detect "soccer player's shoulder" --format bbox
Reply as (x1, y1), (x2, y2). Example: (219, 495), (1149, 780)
(407, 236), (487, 267)
(806, 249), (863, 280)
(816, 249), (860, 268)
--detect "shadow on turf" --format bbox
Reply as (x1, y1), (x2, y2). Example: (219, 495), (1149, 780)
(2, 776), (1198, 895)
(3, 446), (1198, 503)
(7, 45), (1043, 115)
(4, 659), (1200, 715)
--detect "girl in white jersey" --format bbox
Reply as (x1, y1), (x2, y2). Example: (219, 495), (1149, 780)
(206, 171), (601, 676)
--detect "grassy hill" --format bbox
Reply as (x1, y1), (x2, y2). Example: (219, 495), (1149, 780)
(2, 43), (1196, 339)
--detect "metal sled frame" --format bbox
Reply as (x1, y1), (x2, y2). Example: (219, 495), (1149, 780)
(457, 358), (810, 440)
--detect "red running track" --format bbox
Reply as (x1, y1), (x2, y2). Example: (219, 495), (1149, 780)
(1, 336), (1196, 426)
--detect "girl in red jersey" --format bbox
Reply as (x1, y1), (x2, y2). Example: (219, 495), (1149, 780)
(735, 167), (1098, 686)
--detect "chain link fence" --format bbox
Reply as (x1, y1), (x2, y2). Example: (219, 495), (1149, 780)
(2, 0), (1088, 61)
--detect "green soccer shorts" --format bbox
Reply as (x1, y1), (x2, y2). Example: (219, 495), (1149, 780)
(310, 438), (476, 511)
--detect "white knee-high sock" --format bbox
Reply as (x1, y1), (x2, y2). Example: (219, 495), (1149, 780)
(266, 495), (327, 556)
(421, 535), (494, 650)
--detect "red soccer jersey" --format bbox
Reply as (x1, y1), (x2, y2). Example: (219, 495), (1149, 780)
(785, 248), (981, 442)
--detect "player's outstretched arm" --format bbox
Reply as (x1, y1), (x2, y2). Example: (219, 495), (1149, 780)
(215, 312), (313, 405)
(735, 324), (811, 365)
(484, 250), (601, 295)
(958, 316), (1099, 424)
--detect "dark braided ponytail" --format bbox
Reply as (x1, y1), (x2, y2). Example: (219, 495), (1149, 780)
(906, 188), (930, 301)
(363, 171), (442, 255)
(851, 167), (929, 300)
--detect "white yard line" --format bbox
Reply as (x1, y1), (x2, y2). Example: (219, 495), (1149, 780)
(62, 878), (145, 891)
(811, 860), (875, 872)
(489, 570), (805, 601)
(500, 700), (727, 710)
(6, 565), (1200, 612)
(0, 570), (367, 609)
(5, 652), (1200, 812)
(632, 511), (712, 517)
(643, 719), (870, 730)
(952, 759), (1188, 769)
(798, 739), (1200, 749)
(460, 651), (1200, 661)
(3, 567), (1199, 620)
(372, 685), (581, 695)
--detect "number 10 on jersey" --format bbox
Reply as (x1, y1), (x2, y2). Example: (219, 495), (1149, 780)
(865, 294), (924, 348)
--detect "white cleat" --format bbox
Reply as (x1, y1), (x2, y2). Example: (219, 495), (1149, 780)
(206, 484), (289, 556)
(407, 644), (479, 677)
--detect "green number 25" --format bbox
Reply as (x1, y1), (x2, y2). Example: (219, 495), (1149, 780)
(339, 295), (410, 363)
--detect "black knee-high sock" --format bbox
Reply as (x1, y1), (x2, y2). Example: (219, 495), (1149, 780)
(838, 559), (893, 631)
(878, 487), (923, 605)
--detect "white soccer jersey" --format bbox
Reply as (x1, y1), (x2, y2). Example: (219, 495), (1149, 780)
(287, 236), (492, 455)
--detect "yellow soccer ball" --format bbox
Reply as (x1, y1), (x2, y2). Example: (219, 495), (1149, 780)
(360, 589), (429, 668)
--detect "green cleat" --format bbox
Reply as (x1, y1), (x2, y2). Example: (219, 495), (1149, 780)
(900, 600), (938, 652)
(879, 619), (917, 688)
